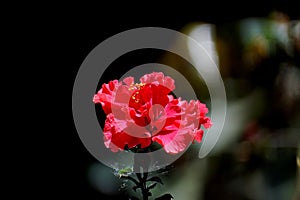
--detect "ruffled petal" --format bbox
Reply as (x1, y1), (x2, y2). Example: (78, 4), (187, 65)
(103, 113), (152, 151)
(94, 72), (212, 153)
(140, 72), (175, 92)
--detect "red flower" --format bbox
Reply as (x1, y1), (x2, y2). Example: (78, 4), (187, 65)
(93, 72), (212, 154)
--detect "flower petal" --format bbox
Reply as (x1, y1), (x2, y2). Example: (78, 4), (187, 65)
(140, 72), (175, 92)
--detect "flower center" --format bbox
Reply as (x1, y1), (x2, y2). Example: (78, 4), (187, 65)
(128, 83), (146, 103)
(128, 83), (145, 90)
(131, 91), (140, 103)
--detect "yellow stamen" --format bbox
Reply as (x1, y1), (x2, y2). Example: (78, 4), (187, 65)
(128, 83), (145, 91)
(128, 83), (145, 103)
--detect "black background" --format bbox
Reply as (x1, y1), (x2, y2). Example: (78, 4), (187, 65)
(17, 1), (298, 199)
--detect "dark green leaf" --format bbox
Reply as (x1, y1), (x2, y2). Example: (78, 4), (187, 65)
(147, 183), (157, 190)
(120, 176), (140, 186)
(147, 176), (163, 185)
(132, 185), (140, 192)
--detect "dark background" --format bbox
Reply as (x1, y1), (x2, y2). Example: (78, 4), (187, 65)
(18, 1), (298, 199)
(68, 3), (297, 200)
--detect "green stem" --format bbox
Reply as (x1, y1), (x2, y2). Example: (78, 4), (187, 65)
(136, 172), (149, 200)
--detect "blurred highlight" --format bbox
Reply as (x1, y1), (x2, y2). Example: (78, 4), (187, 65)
(88, 11), (300, 200)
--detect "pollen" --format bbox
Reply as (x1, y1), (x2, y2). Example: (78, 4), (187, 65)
(131, 92), (141, 103)
(129, 83), (145, 103)
(128, 83), (146, 91)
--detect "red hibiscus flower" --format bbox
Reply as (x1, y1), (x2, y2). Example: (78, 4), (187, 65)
(93, 72), (212, 154)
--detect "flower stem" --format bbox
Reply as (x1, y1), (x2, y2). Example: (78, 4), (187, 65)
(136, 172), (149, 200)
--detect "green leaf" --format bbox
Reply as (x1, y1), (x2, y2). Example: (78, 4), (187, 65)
(147, 183), (157, 190)
(120, 176), (140, 187)
(116, 167), (133, 178)
(118, 167), (133, 174)
(132, 185), (141, 192)
(147, 176), (163, 185)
